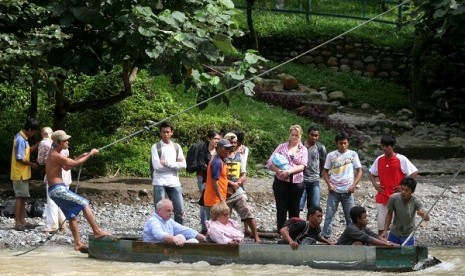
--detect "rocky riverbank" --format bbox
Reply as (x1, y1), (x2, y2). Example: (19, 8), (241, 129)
(1, 166), (464, 251)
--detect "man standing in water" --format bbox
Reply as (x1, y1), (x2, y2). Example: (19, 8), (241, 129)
(46, 130), (109, 252)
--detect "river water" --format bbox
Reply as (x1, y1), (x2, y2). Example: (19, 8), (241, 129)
(0, 246), (464, 276)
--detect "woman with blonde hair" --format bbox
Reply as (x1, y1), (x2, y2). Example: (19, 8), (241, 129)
(267, 125), (308, 232)
(206, 202), (244, 244)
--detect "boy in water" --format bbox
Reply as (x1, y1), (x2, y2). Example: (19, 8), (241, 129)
(382, 177), (429, 246)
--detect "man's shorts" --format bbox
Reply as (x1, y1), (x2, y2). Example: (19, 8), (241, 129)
(228, 195), (254, 221)
(48, 184), (89, 219)
(376, 203), (388, 231)
(13, 179), (30, 198)
(388, 231), (415, 246)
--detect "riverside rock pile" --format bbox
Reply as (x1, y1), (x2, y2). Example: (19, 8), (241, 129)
(1, 171), (464, 251)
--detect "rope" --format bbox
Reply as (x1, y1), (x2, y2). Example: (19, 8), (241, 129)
(14, 220), (68, 256)
(401, 160), (465, 246)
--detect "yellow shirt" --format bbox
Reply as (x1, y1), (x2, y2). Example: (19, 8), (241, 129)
(10, 130), (31, 181)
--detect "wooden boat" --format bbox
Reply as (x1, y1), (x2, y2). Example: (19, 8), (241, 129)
(88, 236), (439, 272)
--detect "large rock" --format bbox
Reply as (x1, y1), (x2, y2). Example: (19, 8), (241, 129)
(327, 90), (346, 103)
(277, 73), (299, 90)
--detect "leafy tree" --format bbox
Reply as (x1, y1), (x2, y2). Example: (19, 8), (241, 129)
(0, 0), (66, 118)
(1, 0), (262, 129)
(409, 0), (465, 120)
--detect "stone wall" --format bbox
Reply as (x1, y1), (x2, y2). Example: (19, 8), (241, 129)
(234, 36), (411, 85)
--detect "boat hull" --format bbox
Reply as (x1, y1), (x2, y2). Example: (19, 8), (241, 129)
(88, 236), (429, 272)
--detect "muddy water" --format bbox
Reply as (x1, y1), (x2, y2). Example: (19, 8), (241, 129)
(0, 247), (464, 276)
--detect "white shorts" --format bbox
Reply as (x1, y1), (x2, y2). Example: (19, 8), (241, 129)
(376, 203), (388, 231)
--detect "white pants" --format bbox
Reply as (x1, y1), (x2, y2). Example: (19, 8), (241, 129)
(45, 183), (68, 231)
(376, 203), (388, 231)
(45, 149), (72, 231)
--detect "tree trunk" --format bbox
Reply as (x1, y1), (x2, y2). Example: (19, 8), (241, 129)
(53, 77), (67, 130)
(246, 0), (258, 50)
(29, 69), (38, 119)
(52, 64), (138, 129)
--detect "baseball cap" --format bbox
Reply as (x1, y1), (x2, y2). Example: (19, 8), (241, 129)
(217, 139), (234, 149)
(52, 130), (71, 142)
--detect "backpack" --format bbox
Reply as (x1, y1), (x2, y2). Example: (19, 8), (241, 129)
(283, 217), (310, 243)
(185, 141), (203, 174)
(149, 141), (180, 178)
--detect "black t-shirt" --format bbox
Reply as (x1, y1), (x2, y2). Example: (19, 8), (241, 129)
(287, 221), (322, 243)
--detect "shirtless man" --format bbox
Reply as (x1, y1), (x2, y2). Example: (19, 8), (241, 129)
(46, 130), (109, 252)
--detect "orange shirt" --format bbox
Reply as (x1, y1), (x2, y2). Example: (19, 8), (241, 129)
(203, 155), (229, 207)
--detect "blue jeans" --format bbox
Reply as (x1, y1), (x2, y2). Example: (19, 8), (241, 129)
(153, 186), (184, 225)
(322, 192), (354, 238)
(299, 180), (321, 211)
(197, 176), (208, 233)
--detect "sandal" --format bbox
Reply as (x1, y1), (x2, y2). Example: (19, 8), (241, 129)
(14, 225), (26, 231)
(78, 246), (89, 254)
(24, 223), (38, 229)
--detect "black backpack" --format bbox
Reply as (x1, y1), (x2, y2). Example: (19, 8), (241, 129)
(149, 141), (180, 178)
(185, 141), (203, 173)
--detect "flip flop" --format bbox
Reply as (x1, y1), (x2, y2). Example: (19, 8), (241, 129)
(24, 223), (38, 229)
(78, 246), (89, 254)
(14, 225), (26, 231)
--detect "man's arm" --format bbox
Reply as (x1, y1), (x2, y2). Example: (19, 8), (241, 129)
(279, 226), (299, 250)
(381, 210), (394, 239)
(62, 149), (98, 169)
(318, 235), (334, 245)
(409, 170), (419, 178)
(369, 173), (382, 193)
(417, 209), (430, 222)
(212, 179), (225, 202)
(323, 168), (335, 192)
(369, 237), (398, 247)
(349, 167), (363, 193)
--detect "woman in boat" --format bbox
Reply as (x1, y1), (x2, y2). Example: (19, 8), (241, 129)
(206, 202), (244, 244)
(266, 125), (308, 232)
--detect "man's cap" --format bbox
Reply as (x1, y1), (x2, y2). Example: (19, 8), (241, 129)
(51, 130), (71, 142)
(223, 132), (237, 141)
(217, 139), (234, 148)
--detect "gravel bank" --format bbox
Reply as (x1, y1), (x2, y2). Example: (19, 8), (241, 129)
(1, 173), (465, 251)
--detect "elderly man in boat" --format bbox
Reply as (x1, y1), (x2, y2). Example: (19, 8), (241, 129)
(143, 198), (206, 246)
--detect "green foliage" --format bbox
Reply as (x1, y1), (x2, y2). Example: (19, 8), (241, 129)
(409, 0), (464, 107)
(232, 3), (414, 47)
(275, 62), (409, 110)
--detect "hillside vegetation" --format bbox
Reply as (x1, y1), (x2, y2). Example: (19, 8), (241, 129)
(0, 3), (412, 178)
